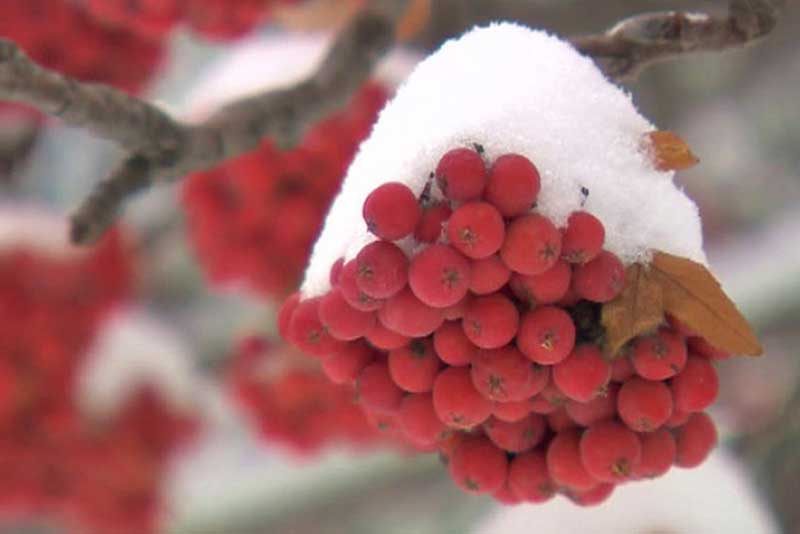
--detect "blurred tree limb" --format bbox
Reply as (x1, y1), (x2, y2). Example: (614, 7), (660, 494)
(0, 0), (786, 245)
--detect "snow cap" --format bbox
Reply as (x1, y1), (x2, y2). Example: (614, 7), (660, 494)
(302, 23), (705, 298)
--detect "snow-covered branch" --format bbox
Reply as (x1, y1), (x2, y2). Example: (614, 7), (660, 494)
(571, 0), (786, 80)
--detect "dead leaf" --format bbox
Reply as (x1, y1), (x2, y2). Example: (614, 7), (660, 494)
(651, 251), (763, 356)
(601, 263), (664, 358)
(396, 0), (432, 41)
(643, 131), (699, 171)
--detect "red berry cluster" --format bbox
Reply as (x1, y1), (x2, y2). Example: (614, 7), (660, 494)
(280, 146), (724, 506)
(182, 83), (388, 300)
(0, 0), (164, 97)
(228, 336), (386, 455)
(0, 227), (201, 534)
(82, 0), (297, 42)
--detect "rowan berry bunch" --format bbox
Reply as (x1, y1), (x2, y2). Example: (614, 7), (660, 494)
(0, 0), (164, 96)
(228, 335), (386, 455)
(280, 146), (726, 506)
(82, 0), (298, 42)
(182, 82), (388, 299)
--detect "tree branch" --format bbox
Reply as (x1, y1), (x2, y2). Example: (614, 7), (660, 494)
(0, 40), (183, 158)
(571, 0), (787, 80)
(0, 0), (786, 244)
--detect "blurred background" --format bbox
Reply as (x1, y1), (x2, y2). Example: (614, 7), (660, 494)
(1, 1), (799, 533)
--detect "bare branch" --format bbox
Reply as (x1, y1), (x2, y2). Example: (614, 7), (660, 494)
(66, 0), (407, 244)
(0, 40), (183, 157)
(571, 0), (787, 80)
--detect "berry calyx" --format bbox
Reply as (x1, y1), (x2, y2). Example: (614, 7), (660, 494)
(470, 346), (536, 402)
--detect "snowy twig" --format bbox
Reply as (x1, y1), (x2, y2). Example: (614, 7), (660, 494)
(571, 0), (786, 80)
(0, 1), (407, 244)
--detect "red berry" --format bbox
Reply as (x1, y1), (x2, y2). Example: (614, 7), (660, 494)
(493, 482), (523, 505)
(519, 363), (551, 399)
(278, 291), (300, 341)
(408, 244), (471, 307)
(572, 250), (625, 303)
(484, 414), (546, 453)
(688, 336), (732, 360)
(631, 328), (688, 380)
(492, 399), (533, 423)
(671, 356), (719, 413)
(552, 345), (610, 402)
(363, 182), (421, 240)
(617, 378), (673, 432)
(546, 429), (598, 491)
(580, 420), (642, 483)
(667, 314), (696, 337)
(339, 260), (384, 311)
(548, 408), (578, 433)
(508, 450), (555, 503)
(321, 341), (375, 384)
(565, 383), (618, 426)
(355, 240), (409, 299)
(388, 338), (442, 393)
(397, 393), (447, 448)
(435, 147), (487, 201)
(288, 297), (344, 357)
(675, 412), (717, 468)
(442, 295), (470, 320)
(329, 257), (344, 286)
(516, 306), (576, 365)
(414, 201), (452, 243)
(356, 362), (404, 414)
(500, 214), (561, 275)
(561, 212), (605, 264)
(470, 346), (537, 402)
(447, 202), (505, 259)
(365, 322), (409, 350)
(633, 428), (676, 478)
(432, 367), (492, 429)
(462, 294), (519, 349)
(509, 260), (571, 305)
(378, 288), (444, 337)
(318, 288), (377, 340)
(567, 483), (615, 507)
(610, 355), (635, 382)
(432, 321), (477, 366)
(484, 153), (540, 217)
(448, 435), (508, 494)
(536, 382), (569, 410)
(665, 410), (691, 428)
(469, 255), (511, 295)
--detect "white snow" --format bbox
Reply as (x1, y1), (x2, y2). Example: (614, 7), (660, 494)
(301, 23), (705, 298)
(77, 308), (199, 416)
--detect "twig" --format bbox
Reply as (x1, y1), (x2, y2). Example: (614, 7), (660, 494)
(0, 0), (786, 243)
(571, 0), (787, 80)
(0, 1), (408, 244)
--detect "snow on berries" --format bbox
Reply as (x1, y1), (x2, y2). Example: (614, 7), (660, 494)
(279, 24), (763, 507)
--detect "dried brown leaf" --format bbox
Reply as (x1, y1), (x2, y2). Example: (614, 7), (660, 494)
(601, 263), (664, 358)
(651, 251), (763, 356)
(643, 131), (700, 171)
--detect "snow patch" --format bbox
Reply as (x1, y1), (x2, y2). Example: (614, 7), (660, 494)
(302, 23), (705, 298)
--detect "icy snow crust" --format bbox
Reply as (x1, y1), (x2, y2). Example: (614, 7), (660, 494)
(302, 23), (705, 298)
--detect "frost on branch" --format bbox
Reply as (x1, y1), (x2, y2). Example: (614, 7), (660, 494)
(303, 23), (705, 298)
